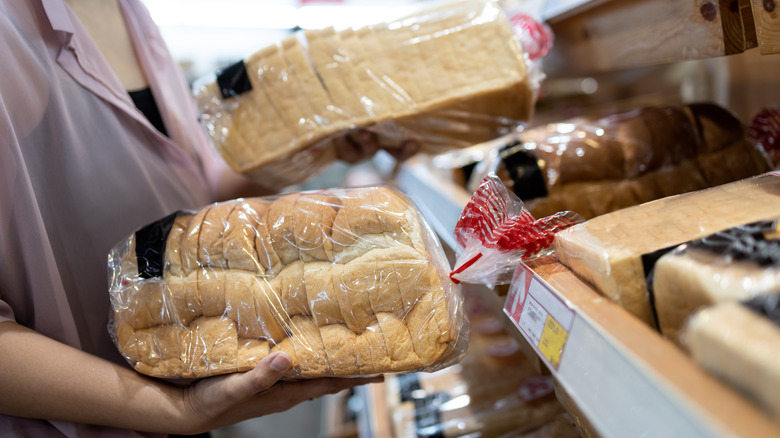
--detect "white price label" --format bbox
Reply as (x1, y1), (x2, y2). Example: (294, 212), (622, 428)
(504, 262), (575, 370)
(518, 295), (546, 346)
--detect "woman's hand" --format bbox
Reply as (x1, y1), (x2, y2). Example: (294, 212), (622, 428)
(0, 322), (382, 435)
(180, 352), (383, 434)
(334, 129), (420, 164)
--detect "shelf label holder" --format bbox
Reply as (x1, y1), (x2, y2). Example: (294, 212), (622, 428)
(504, 261), (575, 370)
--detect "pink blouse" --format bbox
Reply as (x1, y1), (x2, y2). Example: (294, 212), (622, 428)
(0, 0), (226, 436)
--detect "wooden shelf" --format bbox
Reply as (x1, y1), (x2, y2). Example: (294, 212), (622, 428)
(749, 0), (780, 54)
(541, 0), (766, 77)
(393, 157), (780, 438)
(512, 256), (780, 437)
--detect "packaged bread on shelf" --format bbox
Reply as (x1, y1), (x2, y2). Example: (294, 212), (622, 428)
(107, 186), (468, 379)
(653, 219), (780, 343)
(194, 0), (535, 189)
(553, 172), (780, 327)
(384, 284), (576, 438)
(462, 102), (771, 219)
(681, 296), (780, 419)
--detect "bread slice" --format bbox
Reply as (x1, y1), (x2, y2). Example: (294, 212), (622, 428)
(304, 261), (344, 326)
(280, 35), (345, 131)
(132, 323), (189, 377)
(164, 213), (192, 277)
(187, 316), (239, 378)
(681, 301), (780, 418)
(276, 261), (308, 316)
(303, 27), (367, 121)
(197, 268), (226, 318)
(236, 338), (271, 372)
(293, 194), (340, 262)
(654, 220), (780, 342)
(180, 207), (211, 275)
(267, 193), (301, 265)
(362, 323), (392, 372)
(288, 315), (331, 376)
(376, 312), (423, 371)
(223, 200), (267, 273)
(198, 201), (238, 269)
(320, 324), (359, 376)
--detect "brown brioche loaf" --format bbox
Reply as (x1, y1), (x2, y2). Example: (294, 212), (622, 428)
(493, 103), (772, 219)
(109, 187), (463, 378)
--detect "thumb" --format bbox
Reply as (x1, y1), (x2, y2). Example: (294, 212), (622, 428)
(227, 352), (292, 398)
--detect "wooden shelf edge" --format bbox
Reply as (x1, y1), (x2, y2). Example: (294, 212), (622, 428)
(524, 256), (780, 437)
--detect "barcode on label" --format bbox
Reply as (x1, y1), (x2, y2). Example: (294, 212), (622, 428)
(505, 262), (576, 371)
(518, 296), (546, 346)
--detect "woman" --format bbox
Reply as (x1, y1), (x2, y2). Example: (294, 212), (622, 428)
(0, 0), (414, 436)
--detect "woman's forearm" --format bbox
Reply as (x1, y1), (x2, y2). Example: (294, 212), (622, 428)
(0, 321), (190, 434)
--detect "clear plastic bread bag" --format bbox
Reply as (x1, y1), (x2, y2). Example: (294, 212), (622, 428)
(680, 293), (780, 419)
(193, 0), (539, 189)
(458, 102), (772, 220)
(651, 218), (780, 343)
(449, 173), (582, 288)
(107, 186), (469, 379)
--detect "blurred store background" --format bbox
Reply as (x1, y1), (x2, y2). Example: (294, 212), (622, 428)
(141, 0), (436, 84)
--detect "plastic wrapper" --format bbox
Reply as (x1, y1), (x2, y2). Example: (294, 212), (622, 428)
(748, 106), (780, 168)
(681, 296), (780, 419)
(653, 218), (780, 343)
(451, 102), (772, 219)
(554, 173), (780, 328)
(107, 186), (468, 378)
(384, 287), (579, 438)
(193, 0), (536, 189)
(449, 173), (582, 287)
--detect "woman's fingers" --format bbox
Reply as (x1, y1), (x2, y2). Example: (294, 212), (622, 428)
(284, 375), (385, 399)
(268, 375), (385, 412)
(183, 352), (291, 426)
(386, 139), (420, 162)
(183, 352), (384, 434)
(214, 352), (292, 404)
(334, 130), (421, 164)
(334, 130), (380, 164)
(241, 352), (293, 393)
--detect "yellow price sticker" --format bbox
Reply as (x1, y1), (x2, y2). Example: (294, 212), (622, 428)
(537, 315), (568, 369)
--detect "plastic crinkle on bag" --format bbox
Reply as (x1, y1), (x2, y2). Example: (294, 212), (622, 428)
(107, 186), (468, 379)
(193, 0), (537, 189)
(449, 174), (582, 287)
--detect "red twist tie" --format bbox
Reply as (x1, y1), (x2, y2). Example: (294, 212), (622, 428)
(509, 13), (554, 61)
(748, 106), (780, 168)
(450, 174), (583, 284)
(449, 252), (484, 284)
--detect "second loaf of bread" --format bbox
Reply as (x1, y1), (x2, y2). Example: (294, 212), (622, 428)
(194, 0), (535, 189)
(108, 186), (467, 378)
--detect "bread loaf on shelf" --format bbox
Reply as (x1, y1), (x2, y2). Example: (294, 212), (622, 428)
(384, 289), (575, 438)
(108, 186), (466, 378)
(681, 297), (780, 419)
(194, 0), (534, 188)
(472, 103), (771, 219)
(553, 173), (780, 326)
(653, 219), (780, 343)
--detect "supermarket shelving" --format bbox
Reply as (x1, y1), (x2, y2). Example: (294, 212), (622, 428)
(387, 156), (780, 438)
